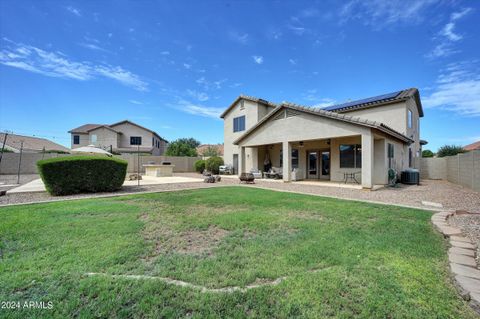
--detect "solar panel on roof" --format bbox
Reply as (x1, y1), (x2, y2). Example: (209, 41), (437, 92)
(323, 90), (402, 111)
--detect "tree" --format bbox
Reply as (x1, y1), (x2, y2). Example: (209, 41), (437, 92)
(422, 149), (434, 158)
(165, 138), (200, 157)
(436, 145), (465, 158)
(203, 145), (220, 157)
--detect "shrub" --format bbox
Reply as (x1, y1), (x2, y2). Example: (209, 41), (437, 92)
(205, 156), (224, 174)
(437, 145), (465, 158)
(37, 155), (128, 196)
(194, 159), (206, 173)
(422, 150), (434, 158)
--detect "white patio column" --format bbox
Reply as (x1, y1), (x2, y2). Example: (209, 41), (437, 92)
(239, 146), (246, 175)
(282, 141), (292, 182)
(361, 131), (374, 189)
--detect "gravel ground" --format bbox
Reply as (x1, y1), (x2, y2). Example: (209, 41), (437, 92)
(448, 213), (480, 266)
(248, 178), (480, 212)
(1, 173), (479, 212)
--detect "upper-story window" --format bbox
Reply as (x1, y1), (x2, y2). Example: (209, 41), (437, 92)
(233, 116), (246, 132)
(408, 109), (413, 129)
(240, 100), (245, 110)
(91, 134), (97, 144)
(130, 136), (142, 145)
(73, 135), (80, 145)
(152, 137), (155, 147)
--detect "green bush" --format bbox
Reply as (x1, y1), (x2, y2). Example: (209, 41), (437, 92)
(205, 156), (224, 174)
(422, 149), (434, 158)
(194, 159), (206, 173)
(437, 145), (465, 158)
(37, 155), (128, 196)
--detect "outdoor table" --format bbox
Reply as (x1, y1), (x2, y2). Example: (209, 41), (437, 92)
(343, 171), (361, 184)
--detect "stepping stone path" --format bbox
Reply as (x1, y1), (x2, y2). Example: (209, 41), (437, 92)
(431, 211), (480, 314)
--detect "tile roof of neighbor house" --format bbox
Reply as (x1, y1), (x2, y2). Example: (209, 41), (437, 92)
(0, 133), (70, 153)
(220, 95), (277, 118)
(464, 141), (480, 151)
(196, 144), (224, 156)
(69, 120), (168, 142)
(109, 120), (168, 142)
(233, 102), (414, 145)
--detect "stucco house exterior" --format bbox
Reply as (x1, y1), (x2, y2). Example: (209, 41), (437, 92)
(221, 88), (424, 189)
(69, 120), (168, 155)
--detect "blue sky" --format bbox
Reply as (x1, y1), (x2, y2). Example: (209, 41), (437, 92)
(0, 0), (479, 151)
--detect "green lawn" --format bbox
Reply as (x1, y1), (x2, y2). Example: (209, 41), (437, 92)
(0, 187), (476, 318)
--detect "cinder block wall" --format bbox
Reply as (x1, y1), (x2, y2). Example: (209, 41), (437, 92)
(0, 153), (201, 175)
(419, 150), (479, 192)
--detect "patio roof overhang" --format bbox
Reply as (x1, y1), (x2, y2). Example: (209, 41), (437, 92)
(233, 104), (414, 146)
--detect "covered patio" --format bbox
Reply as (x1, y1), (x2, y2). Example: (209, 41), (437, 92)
(233, 105), (412, 189)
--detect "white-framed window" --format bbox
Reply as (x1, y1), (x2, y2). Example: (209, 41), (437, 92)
(91, 134), (97, 144)
(408, 109), (413, 128)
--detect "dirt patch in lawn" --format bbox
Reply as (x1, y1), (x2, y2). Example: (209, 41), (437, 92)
(141, 213), (229, 260)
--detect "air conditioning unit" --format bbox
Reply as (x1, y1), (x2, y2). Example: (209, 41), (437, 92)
(401, 169), (419, 185)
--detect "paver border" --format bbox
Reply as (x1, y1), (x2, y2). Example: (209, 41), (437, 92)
(431, 210), (480, 314)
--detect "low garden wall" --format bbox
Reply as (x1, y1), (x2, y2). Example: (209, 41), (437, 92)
(0, 153), (201, 175)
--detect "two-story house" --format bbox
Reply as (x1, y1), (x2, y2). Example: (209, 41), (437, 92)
(221, 88), (425, 189)
(69, 120), (168, 155)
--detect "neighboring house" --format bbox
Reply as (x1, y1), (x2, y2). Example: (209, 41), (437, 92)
(69, 120), (168, 155)
(464, 141), (480, 151)
(0, 133), (70, 153)
(196, 144), (224, 156)
(221, 88), (424, 189)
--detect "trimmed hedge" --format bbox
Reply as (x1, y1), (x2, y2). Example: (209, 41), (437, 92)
(37, 155), (128, 196)
(206, 156), (224, 174)
(194, 159), (206, 173)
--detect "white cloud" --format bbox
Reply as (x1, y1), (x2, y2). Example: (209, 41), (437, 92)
(229, 32), (249, 45)
(187, 89), (209, 102)
(195, 77), (227, 90)
(66, 6), (81, 17)
(313, 99), (336, 108)
(229, 82), (243, 88)
(339, 0), (436, 27)
(287, 25), (306, 36)
(423, 61), (480, 116)
(252, 55), (264, 64)
(175, 99), (223, 119)
(289, 58), (297, 65)
(129, 100), (143, 105)
(426, 7), (472, 59)
(183, 63), (191, 69)
(160, 51), (170, 55)
(0, 40), (148, 91)
(79, 42), (109, 52)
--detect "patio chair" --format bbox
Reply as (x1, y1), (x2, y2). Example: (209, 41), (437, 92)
(250, 169), (262, 179)
(219, 165), (233, 175)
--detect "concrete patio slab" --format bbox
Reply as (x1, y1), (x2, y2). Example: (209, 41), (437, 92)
(7, 175), (204, 194)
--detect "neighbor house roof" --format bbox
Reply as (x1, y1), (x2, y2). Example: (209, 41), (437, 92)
(109, 120), (168, 142)
(464, 141), (480, 151)
(0, 133), (70, 153)
(68, 124), (105, 134)
(233, 103), (414, 145)
(220, 95), (277, 118)
(323, 88), (423, 117)
(69, 120), (168, 143)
